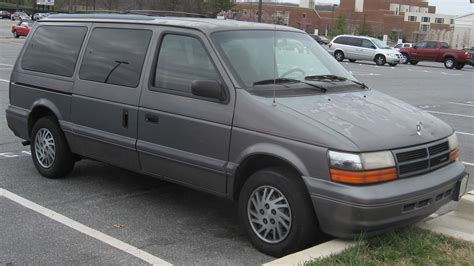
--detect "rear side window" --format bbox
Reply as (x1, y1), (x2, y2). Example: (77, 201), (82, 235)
(21, 26), (87, 77)
(153, 34), (220, 94)
(79, 28), (152, 88)
(334, 37), (348, 45)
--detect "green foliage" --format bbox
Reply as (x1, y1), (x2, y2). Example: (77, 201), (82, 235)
(331, 15), (348, 37)
(306, 227), (474, 266)
(357, 16), (371, 36)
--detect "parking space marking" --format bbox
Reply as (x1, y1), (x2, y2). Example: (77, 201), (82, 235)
(450, 102), (474, 107)
(0, 188), (172, 266)
(0, 78), (9, 83)
(426, 111), (474, 118)
(0, 63), (13, 67)
(463, 162), (474, 167)
(457, 131), (474, 136)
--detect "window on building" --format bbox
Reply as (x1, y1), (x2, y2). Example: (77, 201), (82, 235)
(450, 19), (454, 24)
(420, 24), (430, 32)
(408, 16), (417, 22)
(435, 18), (444, 24)
(22, 26), (87, 77)
(421, 17), (430, 22)
(302, 13), (306, 18)
(153, 34), (220, 95)
(79, 28), (152, 88)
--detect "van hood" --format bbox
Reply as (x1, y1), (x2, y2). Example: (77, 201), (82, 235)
(275, 90), (453, 151)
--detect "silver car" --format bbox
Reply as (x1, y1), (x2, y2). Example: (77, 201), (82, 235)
(329, 35), (403, 66)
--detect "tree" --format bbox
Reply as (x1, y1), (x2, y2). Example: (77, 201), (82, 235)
(331, 15), (348, 37)
(357, 15), (371, 36)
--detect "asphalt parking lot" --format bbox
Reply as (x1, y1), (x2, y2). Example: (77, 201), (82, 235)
(0, 19), (473, 265)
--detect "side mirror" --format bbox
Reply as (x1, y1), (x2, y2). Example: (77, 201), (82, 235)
(371, 45), (376, 49)
(191, 80), (226, 102)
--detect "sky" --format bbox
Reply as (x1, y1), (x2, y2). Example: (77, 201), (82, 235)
(283, 0), (474, 16)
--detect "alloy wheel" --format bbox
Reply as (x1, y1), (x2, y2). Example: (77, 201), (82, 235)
(34, 128), (56, 168)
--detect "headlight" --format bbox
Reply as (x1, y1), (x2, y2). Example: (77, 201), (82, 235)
(328, 150), (397, 184)
(448, 133), (459, 161)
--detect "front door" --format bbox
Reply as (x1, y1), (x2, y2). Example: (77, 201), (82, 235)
(70, 24), (154, 171)
(137, 28), (235, 195)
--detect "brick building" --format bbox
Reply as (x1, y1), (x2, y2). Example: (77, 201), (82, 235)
(230, 0), (455, 43)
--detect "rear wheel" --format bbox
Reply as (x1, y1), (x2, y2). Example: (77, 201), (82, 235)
(238, 167), (320, 257)
(454, 62), (464, 70)
(444, 57), (455, 69)
(375, 54), (386, 66)
(31, 116), (75, 179)
(349, 59), (356, 63)
(409, 60), (418, 65)
(334, 50), (344, 62)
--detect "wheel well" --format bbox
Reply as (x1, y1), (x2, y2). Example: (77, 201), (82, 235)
(28, 106), (56, 137)
(444, 55), (455, 61)
(232, 154), (302, 201)
(374, 54), (385, 60)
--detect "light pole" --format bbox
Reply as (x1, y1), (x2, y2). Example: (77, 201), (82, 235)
(258, 0), (262, 23)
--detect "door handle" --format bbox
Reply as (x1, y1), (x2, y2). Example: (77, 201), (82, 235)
(145, 114), (159, 124)
(122, 110), (129, 128)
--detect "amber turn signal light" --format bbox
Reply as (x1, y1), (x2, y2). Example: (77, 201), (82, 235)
(330, 167), (397, 184)
(449, 148), (459, 161)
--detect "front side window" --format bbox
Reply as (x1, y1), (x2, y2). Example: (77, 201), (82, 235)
(21, 26), (87, 77)
(416, 41), (427, 48)
(79, 28), (152, 88)
(371, 38), (390, 49)
(361, 39), (375, 49)
(153, 34), (220, 94)
(212, 30), (352, 89)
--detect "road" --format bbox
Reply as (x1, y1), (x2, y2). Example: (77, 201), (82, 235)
(0, 19), (473, 265)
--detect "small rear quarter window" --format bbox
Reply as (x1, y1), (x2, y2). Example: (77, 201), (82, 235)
(21, 26), (87, 77)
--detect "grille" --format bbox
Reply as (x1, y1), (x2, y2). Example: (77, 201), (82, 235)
(395, 141), (450, 178)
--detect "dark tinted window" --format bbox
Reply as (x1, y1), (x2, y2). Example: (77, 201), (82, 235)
(153, 34), (219, 94)
(441, 42), (449, 49)
(349, 38), (362, 47)
(416, 41), (427, 48)
(426, 42), (438, 48)
(79, 28), (152, 88)
(21, 26), (87, 77)
(334, 36), (349, 44)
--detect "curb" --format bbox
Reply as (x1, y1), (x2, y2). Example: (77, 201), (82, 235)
(263, 239), (357, 266)
(417, 190), (474, 243)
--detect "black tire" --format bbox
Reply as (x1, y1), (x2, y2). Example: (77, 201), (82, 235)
(334, 50), (344, 62)
(454, 63), (464, 70)
(401, 53), (409, 64)
(238, 167), (320, 257)
(349, 59), (356, 63)
(13, 31), (19, 38)
(389, 63), (397, 67)
(409, 60), (418, 65)
(31, 116), (75, 179)
(375, 54), (386, 66)
(444, 57), (455, 69)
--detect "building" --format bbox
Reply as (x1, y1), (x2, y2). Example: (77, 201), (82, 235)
(230, 0), (456, 43)
(452, 13), (474, 49)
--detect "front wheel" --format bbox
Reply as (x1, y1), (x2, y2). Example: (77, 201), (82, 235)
(334, 50), (344, 62)
(444, 57), (455, 69)
(375, 55), (386, 66)
(31, 116), (75, 179)
(238, 167), (320, 257)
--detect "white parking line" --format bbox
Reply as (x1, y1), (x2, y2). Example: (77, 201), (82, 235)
(0, 63), (13, 67)
(427, 111), (474, 118)
(0, 78), (9, 83)
(463, 161), (474, 167)
(457, 131), (474, 136)
(450, 102), (474, 107)
(0, 188), (172, 265)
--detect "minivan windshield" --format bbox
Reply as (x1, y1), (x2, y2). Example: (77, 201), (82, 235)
(212, 31), (353, 90)
(371, 38), (390, 49)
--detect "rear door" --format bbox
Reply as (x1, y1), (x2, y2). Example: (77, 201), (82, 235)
(424, 41), (439, 60)
(137, 27), (235, 195)
(70, 24), (154, 171)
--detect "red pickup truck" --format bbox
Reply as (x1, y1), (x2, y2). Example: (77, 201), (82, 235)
(399, 41), (471, 70)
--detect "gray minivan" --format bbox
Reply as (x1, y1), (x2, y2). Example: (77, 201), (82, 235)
(6, 14), (469, 257)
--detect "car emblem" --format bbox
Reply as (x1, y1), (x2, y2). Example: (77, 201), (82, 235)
(416, 121), (423, 136)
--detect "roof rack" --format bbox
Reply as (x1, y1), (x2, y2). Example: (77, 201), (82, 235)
(123, 10), (207, 18)
(47, 13), (156, 21)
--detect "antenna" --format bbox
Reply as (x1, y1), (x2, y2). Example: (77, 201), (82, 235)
(272, 20), (277, 106)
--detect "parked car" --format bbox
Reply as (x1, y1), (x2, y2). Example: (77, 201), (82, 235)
(6, 14), (468, 257)
(0, 10), (11, 19)
(11, 20), (34, 38)
(328, 35), (403, 66)
(399, 41), (471, 69)
(463, 48), (474, 67)
(11, 11), (31, 21)
(393, 42), (413, 51)
(33, 13), (50, 20)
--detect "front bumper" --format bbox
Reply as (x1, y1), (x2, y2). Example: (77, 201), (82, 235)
(303, 161), (466, 238)
(386, 56), (401, 64)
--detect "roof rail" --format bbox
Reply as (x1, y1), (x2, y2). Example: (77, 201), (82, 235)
(123, 10), (207, 18)
(46, 13), (156, 21)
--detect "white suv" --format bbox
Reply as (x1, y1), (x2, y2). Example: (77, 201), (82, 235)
(328, 35), (403, 66)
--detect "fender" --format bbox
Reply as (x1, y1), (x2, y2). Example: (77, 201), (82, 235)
(29, 98), (63, 121)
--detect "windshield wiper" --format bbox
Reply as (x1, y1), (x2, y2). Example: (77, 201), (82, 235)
(305, 75), (369, 90)
(253, 78), (327, 92)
